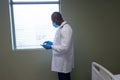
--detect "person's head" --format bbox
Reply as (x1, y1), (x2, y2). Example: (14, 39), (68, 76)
(51, 12), (64, 26)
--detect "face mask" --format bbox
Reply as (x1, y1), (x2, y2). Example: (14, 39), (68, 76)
(53, 23), (59, 28)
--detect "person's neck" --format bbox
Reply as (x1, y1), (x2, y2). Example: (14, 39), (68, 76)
(59, 20), (64, 25)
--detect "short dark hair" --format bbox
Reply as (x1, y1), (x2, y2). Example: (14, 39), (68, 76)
(51, 12), (63, 23)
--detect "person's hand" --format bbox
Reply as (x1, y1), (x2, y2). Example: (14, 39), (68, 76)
(42, 44), (52, 49)
(43, 41), (53, 46)
(42, 41), (53, 49)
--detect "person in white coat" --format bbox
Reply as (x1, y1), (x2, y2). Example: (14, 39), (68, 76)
(42, 12), (74, 80)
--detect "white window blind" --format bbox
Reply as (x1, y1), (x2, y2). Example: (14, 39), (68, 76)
(9, 0), (59, 49)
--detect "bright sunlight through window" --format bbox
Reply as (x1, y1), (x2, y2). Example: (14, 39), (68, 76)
(9, 0), (59, 49)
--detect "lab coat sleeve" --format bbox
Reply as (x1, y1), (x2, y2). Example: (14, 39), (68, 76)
(52, 25), (73, 54)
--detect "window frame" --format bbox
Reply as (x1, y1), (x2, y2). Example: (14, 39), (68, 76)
(9, 0), (60, 50)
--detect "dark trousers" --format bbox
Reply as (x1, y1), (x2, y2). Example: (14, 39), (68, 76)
(58, 72), (71, 80)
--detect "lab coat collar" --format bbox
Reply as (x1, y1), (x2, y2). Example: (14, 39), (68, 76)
(59, 21), (67, 29)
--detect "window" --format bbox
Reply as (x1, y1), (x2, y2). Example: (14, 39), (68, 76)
(9, 0), (59, 49)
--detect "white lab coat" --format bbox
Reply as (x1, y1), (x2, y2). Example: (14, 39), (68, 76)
(51, 21), (74, 73)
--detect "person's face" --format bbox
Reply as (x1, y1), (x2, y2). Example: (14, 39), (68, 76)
(52, 17), (58, 25)
(51, 17), (59, 28)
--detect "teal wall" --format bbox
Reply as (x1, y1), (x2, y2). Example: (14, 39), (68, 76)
(0, 0), (120, 80)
